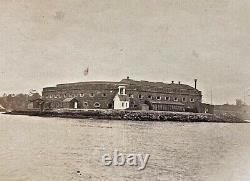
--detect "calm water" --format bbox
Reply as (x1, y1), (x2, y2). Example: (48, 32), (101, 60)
(1, 114), (250, 181)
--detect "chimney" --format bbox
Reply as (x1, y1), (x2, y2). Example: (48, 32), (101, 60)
(194, 79), (197, 89)
(171, 81), (174, 84)
(127, 76), (130, 80)
(178, 81), (181, 85)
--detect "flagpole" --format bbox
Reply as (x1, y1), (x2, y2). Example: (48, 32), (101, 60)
(210, 88), (213, 105)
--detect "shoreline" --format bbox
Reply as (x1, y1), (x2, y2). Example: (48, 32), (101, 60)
(4, 109), (247, 123)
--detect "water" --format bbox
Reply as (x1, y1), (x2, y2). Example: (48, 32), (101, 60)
(1, 114), (250, 181)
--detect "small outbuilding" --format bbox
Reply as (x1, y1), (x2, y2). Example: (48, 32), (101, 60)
(27, 98), (44, 111)
(62, 98), (79, 109)
(200, 103), (214, 114)
(113, 94), (130, 110)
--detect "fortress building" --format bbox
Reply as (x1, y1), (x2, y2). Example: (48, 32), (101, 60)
(42, 77), (206, 113)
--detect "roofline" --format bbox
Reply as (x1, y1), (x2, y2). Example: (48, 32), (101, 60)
(57, 81), (120, 85)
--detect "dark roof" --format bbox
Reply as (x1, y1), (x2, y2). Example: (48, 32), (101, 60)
(118, 95), (130, 101)
(57, 81), (119, 87)
(42, 79), (201, 95)
(55, 81), (122, 91)
(63, 98), (78, 103)
(150, 101), (185, 106)
(43, 87), (57, 91)
(43, 81), (121, 92)
(120, 79), (201, 95)
(120, 79), (196, 90)
(28, 93), (42, 101)
(29, 98), (44, 103)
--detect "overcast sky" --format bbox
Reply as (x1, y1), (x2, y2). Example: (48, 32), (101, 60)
(0, 0), (250, 104)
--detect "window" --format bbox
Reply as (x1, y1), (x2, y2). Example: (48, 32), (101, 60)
(80, 93), (84, 97)
(165, 97), (170, 101)
(156, 96), (161, 100)
(119, 86), (126, 95)
(129, 94), (134, 98)
(94, 102), (100, 108)
(83, 102), (88, 106)
(134, 105), (138, 108)
(102, 93), (107, 97)
(148, 95), (152, 99)
(125, 102), (128, 107)
(138, 94), (143, 99)
(89, 93), (94, 97)
(119, 88), (123, 95)
(64, 94), (67, 98)
(190, 98), (195, 102)
(182, 97), (186, 102)
(174, 97), (178, 102)
(122, 102), (124, 107)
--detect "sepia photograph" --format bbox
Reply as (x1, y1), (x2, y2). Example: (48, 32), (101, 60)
(1, 0), (250, 180)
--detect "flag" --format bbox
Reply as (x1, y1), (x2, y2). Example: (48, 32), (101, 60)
(83, 67), (89, 76)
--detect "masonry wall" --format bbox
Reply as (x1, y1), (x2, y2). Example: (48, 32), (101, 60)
(125, 88), (201, 111)
(42, 83), (118, 109)
(42, 80), (202, 112)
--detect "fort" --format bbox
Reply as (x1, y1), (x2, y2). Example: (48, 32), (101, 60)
(40, 77), (213, 113)
(11, 77), (245, 123)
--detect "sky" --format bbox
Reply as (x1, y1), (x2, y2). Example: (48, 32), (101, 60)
(0, 0), (250, 105)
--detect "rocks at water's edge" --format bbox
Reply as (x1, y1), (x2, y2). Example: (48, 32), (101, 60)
(4, 109), (247, 123)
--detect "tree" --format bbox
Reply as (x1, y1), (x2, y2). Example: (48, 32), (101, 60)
(236, 99), (243, 106)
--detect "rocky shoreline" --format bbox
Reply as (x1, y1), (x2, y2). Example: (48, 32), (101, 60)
(4, 109), (247, 123)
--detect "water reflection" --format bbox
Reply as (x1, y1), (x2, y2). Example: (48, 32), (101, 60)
(0, 114), (250, 180)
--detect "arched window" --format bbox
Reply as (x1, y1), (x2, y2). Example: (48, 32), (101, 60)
(156, 96), (161, 100)
(94, 102), (101, 108)
(83, 102), (88, 107)
(165, 97), (170, 101)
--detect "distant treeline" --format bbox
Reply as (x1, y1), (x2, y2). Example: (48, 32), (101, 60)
(0, 93), (41, 111)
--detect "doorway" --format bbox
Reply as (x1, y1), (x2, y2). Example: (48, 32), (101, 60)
(74, 101), (78, 109)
